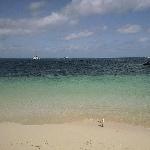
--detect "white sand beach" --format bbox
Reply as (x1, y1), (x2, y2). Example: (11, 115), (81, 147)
(0, 119), (150, 150)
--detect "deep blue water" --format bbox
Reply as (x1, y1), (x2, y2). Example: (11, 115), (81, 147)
(0, 57), (149, 77)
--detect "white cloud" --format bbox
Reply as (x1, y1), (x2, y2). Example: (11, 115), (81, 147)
(117, 24), (142, 34)
(139, 37), (149, 42)
(29, 1), (46, 12)
(65, 0), (150, 16)
(35, 12), (68, 27)
(0, 28), (33, 35)
(0, 0), (150, 36)
(0, 13), (68, 35)
(64, 31), (94, 40)
(69, 19), (79, 25)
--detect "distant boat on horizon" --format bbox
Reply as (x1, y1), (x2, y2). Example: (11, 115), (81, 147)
(64, 56), (69, 59)
(143, 56), (150, 66)
(33, 56), (40, 60)
(143, 61), (150, 66)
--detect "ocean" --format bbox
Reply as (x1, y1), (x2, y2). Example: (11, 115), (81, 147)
(0, 57), (150, 126)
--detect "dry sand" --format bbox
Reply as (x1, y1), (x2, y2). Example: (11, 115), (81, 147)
(0, 119), (150, 150)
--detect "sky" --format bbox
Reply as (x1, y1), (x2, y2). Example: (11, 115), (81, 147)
(0, 0), (150, 58)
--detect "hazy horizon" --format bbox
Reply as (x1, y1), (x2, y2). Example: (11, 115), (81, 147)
(0, 56), (148, 59)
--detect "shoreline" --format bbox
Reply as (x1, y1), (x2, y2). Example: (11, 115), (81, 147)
(1, 115), (150, 128)
(1, 119), (150, 150)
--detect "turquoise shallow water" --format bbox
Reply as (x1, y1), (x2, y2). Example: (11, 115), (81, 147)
(0, 75), (150, 126)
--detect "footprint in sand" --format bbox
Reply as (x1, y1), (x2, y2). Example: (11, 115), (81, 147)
(85, 139), (92, 145)
(34, 145), (41, 150)
(80, 139), (93, 150)
(10, 143), (13, 146)
(9, 139), (50, 150)
(43, 139), (49, 145)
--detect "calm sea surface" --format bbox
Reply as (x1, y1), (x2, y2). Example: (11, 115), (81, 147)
(0, 58), (150, 126)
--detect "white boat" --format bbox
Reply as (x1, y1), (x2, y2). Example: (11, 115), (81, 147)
(143, 61), (150, 66)
(33, 56), (40, 60)
(64, 56), (69, 59)
(143, 56), (150, 66)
